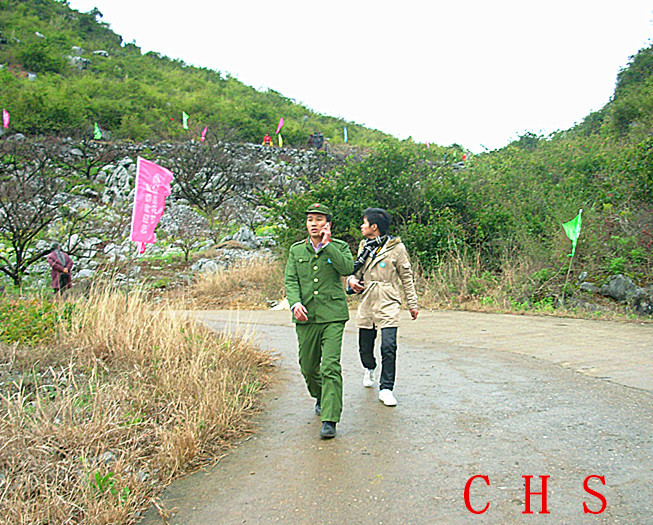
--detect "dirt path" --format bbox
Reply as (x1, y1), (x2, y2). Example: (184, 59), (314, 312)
(141, 310), (653, 524)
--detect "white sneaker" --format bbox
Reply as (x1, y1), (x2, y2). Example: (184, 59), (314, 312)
(363, 368), (375, 387)
(379, 389), (397, 406)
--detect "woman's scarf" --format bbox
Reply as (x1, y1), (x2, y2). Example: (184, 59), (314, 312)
(55, 249), (66, 266)
(353, 235), (387, 275)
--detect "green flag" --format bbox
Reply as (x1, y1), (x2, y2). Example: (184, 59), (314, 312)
(93, 122), (102, 140)
(182, 111), (189, 130)
(562, 209), (582, 257)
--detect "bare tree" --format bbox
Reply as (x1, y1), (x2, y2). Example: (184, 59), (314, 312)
(0, 138), (76, 287)
(160, 204), (210, 262)
(161, 141), (255, 236)
(57, 139), (127, 181)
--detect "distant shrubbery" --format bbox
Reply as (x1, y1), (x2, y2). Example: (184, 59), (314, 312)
(272, 115), (651, 303)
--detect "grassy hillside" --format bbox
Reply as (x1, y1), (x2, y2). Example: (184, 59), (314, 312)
(0, 0), (390, 145)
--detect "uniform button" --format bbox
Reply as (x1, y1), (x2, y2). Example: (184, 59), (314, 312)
(314, 290), (319, 295)
(313, 266), (318, 270)
(314, 278), (318, 282)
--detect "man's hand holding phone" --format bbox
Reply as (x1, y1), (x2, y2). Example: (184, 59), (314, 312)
(320, 221), (332, 245)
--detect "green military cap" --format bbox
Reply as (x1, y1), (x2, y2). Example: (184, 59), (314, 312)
(305, 202), (332, 216)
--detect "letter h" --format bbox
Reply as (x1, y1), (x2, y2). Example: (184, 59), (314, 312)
(522, 475), (550, 514)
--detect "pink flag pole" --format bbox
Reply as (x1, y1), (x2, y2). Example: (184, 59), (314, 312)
(200, 126), (208, 142)
(2, 109), (9, 129)
(130, 157), (174, 253)
(276, 117), (284, 134)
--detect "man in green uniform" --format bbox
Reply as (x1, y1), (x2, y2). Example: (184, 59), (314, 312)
(284, 203), (354, 439)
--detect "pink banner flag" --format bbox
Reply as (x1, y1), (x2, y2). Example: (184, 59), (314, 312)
(200, 126), (208, 142)
(276, 117), (284, 134)
(130, 157), (173, 253)
(2, 109), (9, 129)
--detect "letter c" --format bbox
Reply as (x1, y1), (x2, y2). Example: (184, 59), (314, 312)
(464, 475), (490, 514)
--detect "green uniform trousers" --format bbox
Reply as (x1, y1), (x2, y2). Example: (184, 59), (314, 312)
(295, 321), (345, 423)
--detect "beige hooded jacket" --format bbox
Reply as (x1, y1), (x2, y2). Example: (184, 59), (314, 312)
(353, 236), (418, 329)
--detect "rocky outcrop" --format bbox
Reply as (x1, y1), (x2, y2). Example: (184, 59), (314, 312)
(1, 138), (355, 291)
(580, 274), (653, 316)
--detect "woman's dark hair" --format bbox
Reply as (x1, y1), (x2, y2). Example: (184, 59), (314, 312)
(363, 208), (391, 236)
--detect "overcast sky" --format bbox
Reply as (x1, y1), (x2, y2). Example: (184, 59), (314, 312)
(66, 0), (653, 152)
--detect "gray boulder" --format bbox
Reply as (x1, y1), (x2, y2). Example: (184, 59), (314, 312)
(190, 258), (225, 274)
(579, 282), (600, 294)
(599, 274), (638, 302)
(68, 55), (91, 71)
(76, 269), (95, 279)
(632, 286), (653, 316)
(233, 226), (259, 248)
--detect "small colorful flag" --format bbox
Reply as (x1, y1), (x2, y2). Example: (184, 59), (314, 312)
(182, 111), (189, 130)
(562, 209), (583, 257)
(278, 134), (283, 148)
(2, 109), (9, 129)
(93, 122), (102, 140)
(200, 126), (208, 142)
(276, 117), (284, 134)
(344, 126), (348, 143)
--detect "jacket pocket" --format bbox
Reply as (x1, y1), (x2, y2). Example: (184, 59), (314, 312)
(295, 257), (310, 278)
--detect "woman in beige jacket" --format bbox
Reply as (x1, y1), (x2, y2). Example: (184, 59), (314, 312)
(348, 208), (418, 406)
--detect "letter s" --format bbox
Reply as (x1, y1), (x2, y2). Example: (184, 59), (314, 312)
(583, 475), (607, 514)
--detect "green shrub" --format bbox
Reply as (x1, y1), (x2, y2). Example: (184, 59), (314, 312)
(18, 42), (66, 73)
(0, 299), (60, 345)
(607, 257), (627, 274)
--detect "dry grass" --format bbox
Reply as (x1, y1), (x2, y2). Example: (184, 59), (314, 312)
(183, 253), (647, 321)
(0, 288), (273, 524)
(417, 248), (525, 311)
(189, 257), (285, 309)
(416, 247), (648, 321)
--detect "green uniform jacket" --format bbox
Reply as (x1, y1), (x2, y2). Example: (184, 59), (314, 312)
(284, 238), (354, 324)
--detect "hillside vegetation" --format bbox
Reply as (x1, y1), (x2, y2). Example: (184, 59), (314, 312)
(0, 0), (390, 145)
(273, 43), (653, 310)
(0, 0), (651, 316)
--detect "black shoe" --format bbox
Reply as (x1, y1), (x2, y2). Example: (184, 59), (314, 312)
(320, 421), (337, 439)
(315, 401), (321, 416)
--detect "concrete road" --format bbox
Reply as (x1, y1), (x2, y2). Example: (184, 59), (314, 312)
(141, 310), (653, 524)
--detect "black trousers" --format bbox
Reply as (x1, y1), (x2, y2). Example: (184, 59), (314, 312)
(358, 326), (398, 391)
